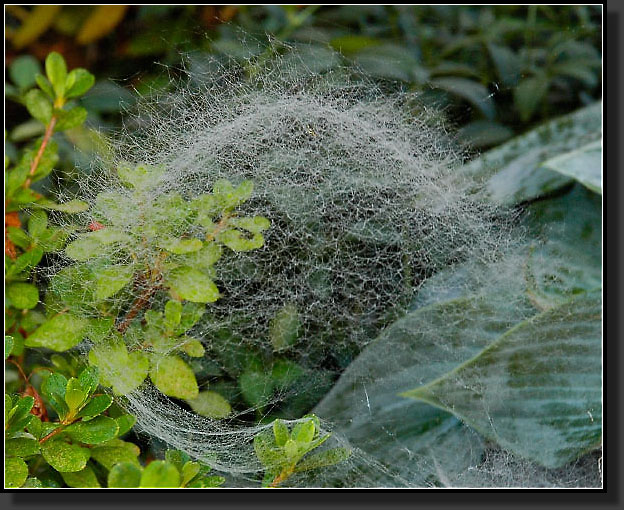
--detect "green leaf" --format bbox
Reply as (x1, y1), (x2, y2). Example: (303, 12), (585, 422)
(114, 414), (136, 436)
(24, 89), (53, 124)
(78, 366), (100, 397)
(253, 429), (282, 468)
(186, 391), (231, 419)
(239, 368), (273, 408)
(25, 313), (88, 352)
(9, 55), (41, 90)
(65, 416), (120, 444)
(55, 106), (88, 131)
(487, 43), (522, 87)
(217, 229), (265, 252)
(35, 198), (90, 213)
(91, 439), (140, 470)
(150, 355), (199, 400)
(41, 373), (68, 418)
(65, 378), (87, 411)
(45, 52), (67, 98)
(462, 101), (601, 205)
(292, 420), (316, 444)
(77, 395), (113, 420)
(180, 338), (205, 357)
(89, 340), (149, 395)
(514, 74), (550, 123)
(5, 437), (40, 458)
(94, 264), (135, 300)
(6, 282), (39, 309)
(270, 303), (300, 352)
(160, 237), (203, 254)
(294, 447), (351, 473)
(64, 236), (103, 261)
(41, 439), (91, 472)
(429, 77), (496, 120)
(35, 73), (55, 98)
(178, 302), (206, 332)
(140, 460), (181, 488)
(7, 226), (31, 250)
(5, 457), (29, 488)
(273, 419), (290, 447)
(5, 336), (14, 359)
(402, 291), (601, 469)
(61, 465), (101, 488)
(107, 461), (142, 488)
(164, 300), (182, 329)
(65, 68), (95, 98)
(117, 162), (164, 190)
(230, 216), (271, 234)
(28, 209), (48, 238)
(166, 266), (220, 303)
(541, 141), (601, 194)
(181, 461), (201, 487)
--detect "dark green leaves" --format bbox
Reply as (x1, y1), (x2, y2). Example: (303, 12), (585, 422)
(24, 89), (52, 124)
(41, 439), (91, 472)
(65, 416), (119, 444)
(6, 282), (39, 309)
(404, 292), (602, 470)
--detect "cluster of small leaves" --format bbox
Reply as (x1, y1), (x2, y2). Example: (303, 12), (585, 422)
(5, 52), (93, 363)
(108, 449), (224, 488)
(42, 164), (270, 403)
(4, 366), (140, 488)
(253, 414), (350, 487)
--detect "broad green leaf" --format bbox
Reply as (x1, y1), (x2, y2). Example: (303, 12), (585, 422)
(41, 373), (68, 418)
(5, 437), (40, 458)
(273, 419), (289, 447)
(524, 186), (601, 308)
(160, 237), (203, 255)
(181, 461), (201, 487)
(117, 162), (164, 190)
(35, 73), (54, 98)
(25, 313), (88, 351)
(140, 460), (181, 488)
(65, 416), (119, 444)
(60, 465), (101, 488)
(65, 236), (103, 261)
(178, 302), (206, 332)
(166, 266), (220, 303)
(218, 229), (265, 252)
(253, 429), (283, 468)
(6, 248), (43, 278)
(115, 414), (136, 436)
(186, 475), (225, 488)
(270, 303), (300, 352)
(45, 51), (67, 98)
(164, 300), (182, 329)
(107, 461), (142, 488)
(65, 378), (87, 411)
(186, 391), (231, 419)
(462, 102), (602, 205)
(78, 366), (99, 397)
(24, 89), (53, 124)
(430, 77), (496, 120)
(7, 226), (31, 250)
(94, 264), (135, 300)
(457, 120), (514, 149)
(9, 55), (41, 89)
(514, 74), (550, 122)
(541, 141), (601, 194)
(41, 439), (91, 472)
(5, 457), (29, 488)
(65, 68), (95, 98)
(150, 355), (199, 400)
(91, 439), (140, 470)
(239, 369), (273, 408)
(77, 395), (113, 420)
(6, 282), (39, 309)
(54, 106), (88, 131)
(292, 420), (315, 444)
(89, 341), (149, 395)
(294, 447), (351, 473)
(28, 209), (48, 237)
(34, 198), (89, 213)
(402, 291), (602, 469)
(180, 337), (205, 357)
(179, 243), (222, 271)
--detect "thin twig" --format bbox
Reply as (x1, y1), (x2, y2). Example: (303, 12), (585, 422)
(23, 116), (57, 189)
